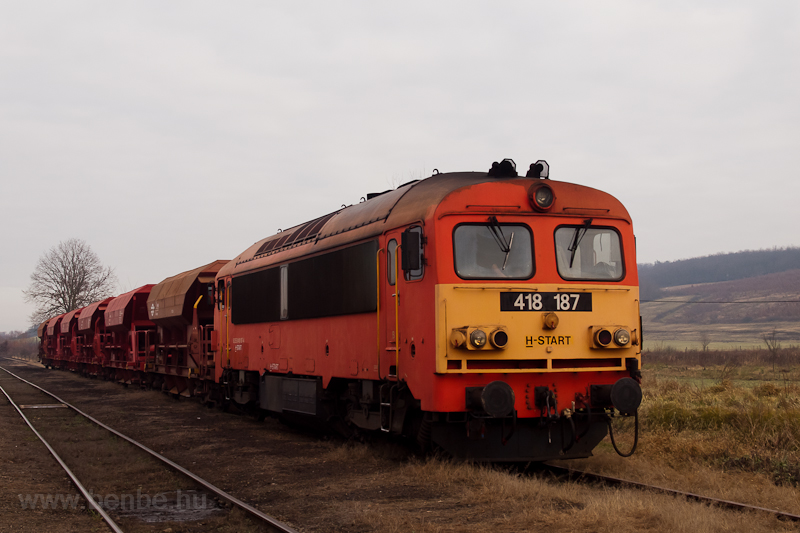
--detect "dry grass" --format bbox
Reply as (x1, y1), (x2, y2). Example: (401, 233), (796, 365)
(255, 359), (800, 531)
(552, 360), (800, 524)
(323, 455), (799, 532)
(330, 359), (800, 532)
(633, 369), (800, 487)
(645, 345), (800, 369)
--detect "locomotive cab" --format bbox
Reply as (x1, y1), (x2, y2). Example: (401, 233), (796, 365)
(421, 162), (641, 460)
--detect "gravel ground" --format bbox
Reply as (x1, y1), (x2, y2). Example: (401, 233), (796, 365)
(0, 361), (428, 532)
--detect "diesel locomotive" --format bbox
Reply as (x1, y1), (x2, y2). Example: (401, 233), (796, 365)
(39, 159), (642, 462)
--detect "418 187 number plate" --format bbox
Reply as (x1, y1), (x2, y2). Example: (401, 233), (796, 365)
(500, 292), (592, 312)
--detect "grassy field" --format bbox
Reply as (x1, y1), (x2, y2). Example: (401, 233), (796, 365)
(617, 347), (800, 487)
(356, 352), (800, 532)
(640, 318), (800, 351)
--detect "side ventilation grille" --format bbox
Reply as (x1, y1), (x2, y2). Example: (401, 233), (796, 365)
(252, 212), (338, 258)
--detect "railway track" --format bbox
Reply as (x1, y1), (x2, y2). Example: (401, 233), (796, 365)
(539, 465), (800, 522)
(0, 362), (299, 533)
(5, 357), (798, 529)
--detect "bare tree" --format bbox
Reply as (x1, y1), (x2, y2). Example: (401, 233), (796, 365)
(23, 239), (117, 326)
(698, 331), (711, 370)
(762, 328), (782, 372)
(699, 332), (712, 352)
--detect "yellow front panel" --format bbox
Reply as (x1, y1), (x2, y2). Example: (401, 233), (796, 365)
(435, 283), (641, 374)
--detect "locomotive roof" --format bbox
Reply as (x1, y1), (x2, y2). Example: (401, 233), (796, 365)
(221, 171), (487, 277)
(220, 170), (628, 278)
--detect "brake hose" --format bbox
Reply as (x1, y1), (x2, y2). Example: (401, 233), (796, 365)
(607, 411), (639, 457)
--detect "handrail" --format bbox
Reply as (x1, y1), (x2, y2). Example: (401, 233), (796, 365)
(394, 244), (401, 377)
(225, 280), (231, 367)
(376, 248), (383, 377)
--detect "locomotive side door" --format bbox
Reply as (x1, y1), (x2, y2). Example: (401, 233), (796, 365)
(216, 277), (231, 369)
(381, 232), (401, 379)
(381, 226), (425, 380)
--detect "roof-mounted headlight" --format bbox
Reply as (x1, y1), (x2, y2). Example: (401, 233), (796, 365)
(529, 184), (555, 212)
(526, 160), (549, 179)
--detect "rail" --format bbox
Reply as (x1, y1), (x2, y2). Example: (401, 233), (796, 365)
(544, 464), (800, 522)
(0, 362), (299, 533)
(0, 373), (124, 533)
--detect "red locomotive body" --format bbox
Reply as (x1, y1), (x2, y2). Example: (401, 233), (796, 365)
(212, 161), (642, 460)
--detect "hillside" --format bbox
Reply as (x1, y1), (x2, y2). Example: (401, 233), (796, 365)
(639, 248), (800, 346)
(639, 247), (800, 300)
(642, 269), (800, 325)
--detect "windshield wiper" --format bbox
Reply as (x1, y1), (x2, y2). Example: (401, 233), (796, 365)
(487, 216), (515, 270)
(568, 218), (593, 268)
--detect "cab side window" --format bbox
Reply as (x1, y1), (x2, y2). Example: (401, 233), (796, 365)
(402, 226), (424, 281)
(217, 280), (226, 310)
(387, 239), (398, 286)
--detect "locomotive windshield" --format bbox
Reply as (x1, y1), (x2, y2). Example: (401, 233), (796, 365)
(453, 223), (533, 279)
(555, 225), (624, 280)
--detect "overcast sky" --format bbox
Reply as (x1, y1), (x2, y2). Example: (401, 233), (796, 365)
(1, 2), (798, 332)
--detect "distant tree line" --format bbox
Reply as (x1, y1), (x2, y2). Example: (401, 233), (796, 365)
(639, 246), (800, 300)
(0, 330), (38, 359)
(644, 343), (798, 371)
(0, 330), (31, 341)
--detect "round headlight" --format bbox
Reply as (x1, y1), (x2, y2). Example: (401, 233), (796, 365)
(490, 329), (508, 349)
(595, 329), (612, 347)
(529, 184), (555, 211)
(449, 330), (467, 348)
(614, 329), (631, 346)
(470, 329), (487, 348)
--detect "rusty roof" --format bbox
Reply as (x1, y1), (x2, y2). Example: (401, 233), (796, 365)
(37, 321), (48, 338)
(147, 260), (228, 324)
(219, 170), (631, 280)
(220, 172), (495, 278)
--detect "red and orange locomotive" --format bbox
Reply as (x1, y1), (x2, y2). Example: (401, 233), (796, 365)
(40, 159), (642, 461)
